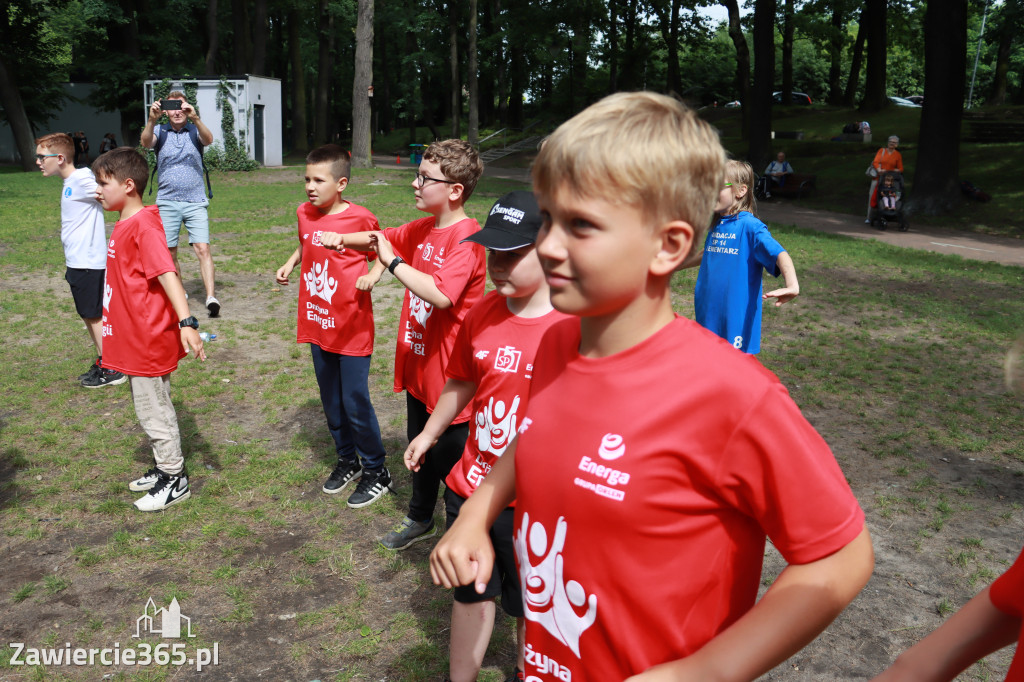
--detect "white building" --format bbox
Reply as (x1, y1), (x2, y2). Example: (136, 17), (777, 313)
(143, 76), (282, 167)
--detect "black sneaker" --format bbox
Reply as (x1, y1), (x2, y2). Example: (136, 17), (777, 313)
(347, 467), (392, 509)
(82, 368), (127, 388)
(379, 516), (436, 551)
(506, 667), (525, 682)
(206, 296), (221, 318)
(323, 460), (361, 494)
(78, 357), (101, 383)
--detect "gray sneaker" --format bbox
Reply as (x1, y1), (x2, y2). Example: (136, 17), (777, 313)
(380, 516), (436, 551)
(82, 367), (127, 388)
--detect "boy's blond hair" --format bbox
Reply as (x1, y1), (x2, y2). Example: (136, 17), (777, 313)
(35, 133), (74, 160)
(92, 147), (149, 194)
(306, 144), (351, 182)
(424, 139), (484, 201)
(532, 92), (725, 248)
(722, 160), (757, 216)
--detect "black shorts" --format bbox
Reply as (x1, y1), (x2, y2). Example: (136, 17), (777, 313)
(445, 488), (524, 616)
(65, 268), (104, 319)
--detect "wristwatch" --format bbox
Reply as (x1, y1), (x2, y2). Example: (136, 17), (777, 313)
(388, 256), (404, 275)
(179, 316), (200, 329)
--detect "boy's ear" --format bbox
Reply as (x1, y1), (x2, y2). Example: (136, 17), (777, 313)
(447, 182), (465, 203)
(336, 176), (349, 193)
(123, 177), (137, 194)
(651, 220), (695, 276)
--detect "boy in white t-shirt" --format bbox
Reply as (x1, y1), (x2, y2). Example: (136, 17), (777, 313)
(35, 132), (126, 388)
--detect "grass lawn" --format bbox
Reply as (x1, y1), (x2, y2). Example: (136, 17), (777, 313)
(1, 164), (1023, 680)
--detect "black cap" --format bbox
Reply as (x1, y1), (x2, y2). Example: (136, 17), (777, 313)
(461, 191), (542, 251)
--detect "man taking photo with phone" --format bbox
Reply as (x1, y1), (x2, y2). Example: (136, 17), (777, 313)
(142, 92), (221, 317)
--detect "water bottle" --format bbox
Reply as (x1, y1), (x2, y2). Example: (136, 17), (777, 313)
(199, 332), (216, 342)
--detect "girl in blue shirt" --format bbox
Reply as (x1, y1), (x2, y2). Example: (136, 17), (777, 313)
(687, 160), (800, 354)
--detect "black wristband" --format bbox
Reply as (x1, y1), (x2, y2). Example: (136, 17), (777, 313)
(179, 316), (199, 329)
(388, 256), (404, 275)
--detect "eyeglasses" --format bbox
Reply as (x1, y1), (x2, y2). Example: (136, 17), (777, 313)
(36, 154), (59, 161)
(414, 172), (456, 188)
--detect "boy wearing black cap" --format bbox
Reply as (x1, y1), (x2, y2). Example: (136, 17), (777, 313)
(404, 191), (567, 682)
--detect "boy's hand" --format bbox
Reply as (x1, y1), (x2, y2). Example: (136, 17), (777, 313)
(275, 264), (293, 285)
(354, 273), (377, 291)
(180, 327), (207, 361)
(370, 231), (396, 265)
(763, 285), (799, 307)
(403, 433), (438, 472)
(430, 516), (495, 593)
(320, 232), (344, 250)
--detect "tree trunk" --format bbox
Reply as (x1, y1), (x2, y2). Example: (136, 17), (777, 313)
(492, 0), (508, 126)
(722, 0), (751, 137)
(607, 0), (619, 93)
(827, 0), (844, 105)
(232, 0), (251, 73)
(509, 43), (525, 128)
(205, 0), (219, 75)
(468, 0), (479, 144)
(314, 0), (333, 145)
(288, 8), (308, 151)
(781, 0), (794, 105)
(449, 1), (460, 138)
(842, 14), (865, 106)
(653, 0), (683, 96)
(0, 53), (37, 171)
(748, 0), (775, 169)
(989, 3), (1020, 105)
(252, 0), (268, 75)
(351, 0), (374, 167)
(860, 0), (887, 112)
(908, 0), (967, 216)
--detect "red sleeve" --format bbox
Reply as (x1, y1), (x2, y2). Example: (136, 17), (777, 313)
(445, 302), (481, 382)
(990, 547), (1024, 618)
(718, 383), (866, 565)
(434, 240), (485, 306)
(137, 218), (177, 280)
(383, 220), (423, 262)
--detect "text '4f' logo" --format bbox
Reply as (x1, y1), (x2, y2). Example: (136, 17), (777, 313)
(493, 346), (521, 374)
(134, 598), (196, 639)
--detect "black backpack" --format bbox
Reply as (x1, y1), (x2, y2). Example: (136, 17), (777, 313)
(148, 123), (213, 199)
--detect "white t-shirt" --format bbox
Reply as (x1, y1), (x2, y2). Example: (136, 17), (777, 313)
(61, 168), (107, 269)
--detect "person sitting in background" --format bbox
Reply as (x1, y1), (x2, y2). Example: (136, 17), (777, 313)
(764, 152), (793, 188)
(866, 135), (903, 223)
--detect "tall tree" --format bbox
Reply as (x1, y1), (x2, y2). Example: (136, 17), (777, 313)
(252, 0), (268, 75)
(0, 52), (37, 171)
(652, 0), (684, 96)
(205, 0), (219, 74)
(860, 0), (888, 112)
(468, 0), (479, 144)
(722, 0), (751, 135)
(748, 0), (776, 168)
(842, 11), (865, 105)
(781, 0), (795, 104)
(288, 7), (308, 151)
(909, 0), (967, 215)
(352, 0), (373, 167)
(449, 1), (461, 138)
(989, 0), (1023, 105)
(827, 0), (845, 104)
(314, 0), (333, 145)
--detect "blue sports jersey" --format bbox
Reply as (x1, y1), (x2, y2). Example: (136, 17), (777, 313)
(694, 211), (784, 354)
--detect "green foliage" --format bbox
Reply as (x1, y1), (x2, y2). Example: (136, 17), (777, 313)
(214, 78), (259, 171)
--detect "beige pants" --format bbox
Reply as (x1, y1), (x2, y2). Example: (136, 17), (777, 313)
(129, 375), (183, 475)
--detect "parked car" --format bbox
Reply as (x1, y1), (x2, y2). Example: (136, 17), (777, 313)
(772, 91), (812, 105)
(905, 95), (925, 105)
(889, 96), (922, 108)
(723, 100), (742, 108)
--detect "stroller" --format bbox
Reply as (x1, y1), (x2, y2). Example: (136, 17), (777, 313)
(870, 170), (908, 231)
(753, 173), (772, 201)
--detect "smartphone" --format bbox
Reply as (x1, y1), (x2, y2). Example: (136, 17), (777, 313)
(160, 99), (182, 111)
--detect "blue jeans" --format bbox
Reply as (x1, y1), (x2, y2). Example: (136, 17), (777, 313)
(310, 345), (386, 470)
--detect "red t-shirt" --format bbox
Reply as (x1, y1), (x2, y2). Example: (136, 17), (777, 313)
(513, 316), (866, 680)
(385, 216), (486, 421)
(444, 292), (570, 500)
(989, 546), (1024, 681)
(101, 205), (185, 376)
(295, 201), (378, 355)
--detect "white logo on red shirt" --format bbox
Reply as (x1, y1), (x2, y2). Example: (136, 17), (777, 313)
(494, 346), (522, 373)
(103, 282), (113, 311)
(597, 433), (625, 460)
(475, 350), (490, 360)
(515, 514), (597, 658)
(473, 394), (520, 458)
(408, 292), (433, 328)
(304, 259), (338, 304)
(422, 243), (434, 261)
(311, 230), (323, 246)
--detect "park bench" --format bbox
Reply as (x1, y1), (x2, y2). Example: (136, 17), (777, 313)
(772, 130), (804, 140)
(767, 173), (817, 199)
(838, 132), (872, 143)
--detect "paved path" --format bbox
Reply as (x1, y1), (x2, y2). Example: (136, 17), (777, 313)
(370, 155), (1024, 267)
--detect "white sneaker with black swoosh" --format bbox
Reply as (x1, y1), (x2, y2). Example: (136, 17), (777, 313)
(134, 471), (191, 512)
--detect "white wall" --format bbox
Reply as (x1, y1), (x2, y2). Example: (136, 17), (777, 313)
(0, 83), (122, 164)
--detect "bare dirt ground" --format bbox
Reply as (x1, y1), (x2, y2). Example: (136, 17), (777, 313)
(2, 165), (1022, 681)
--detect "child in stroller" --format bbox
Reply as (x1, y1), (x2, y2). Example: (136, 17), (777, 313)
(871, 170), (907, 231)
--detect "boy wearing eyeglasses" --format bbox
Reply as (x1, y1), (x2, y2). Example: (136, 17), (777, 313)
(35, 132), (126, 388)
(321, 139), (486, 550)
